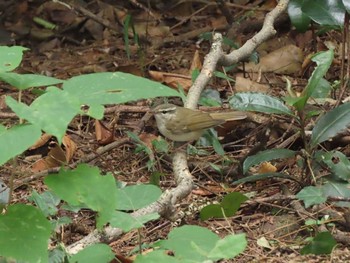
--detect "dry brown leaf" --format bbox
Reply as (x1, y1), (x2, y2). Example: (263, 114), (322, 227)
(139, 132), (158, 149)
(210, 16), (227, 28)
(95, 120), (115, 145)
(262, 0), (278, 9)
(234, 75), (269, 93)
(62, 135), (77, 162)
(31, 143), (66, 172)
(258, 162), (277, 174)
(29, 133), (52, 150)
(149, 70), (192, 91)
(244, 45), (303, 74)
(30, 135), (76, 172)
(190, 50), (202, 72)
(0, 95), (6, 110)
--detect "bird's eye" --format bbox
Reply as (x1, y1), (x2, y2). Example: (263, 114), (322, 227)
(161, 110), (168, 114)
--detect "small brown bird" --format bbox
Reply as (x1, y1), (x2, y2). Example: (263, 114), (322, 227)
(153, 103), (247, 142)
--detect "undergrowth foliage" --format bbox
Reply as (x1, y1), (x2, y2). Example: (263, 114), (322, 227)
(0, 46), (247, 263)
(1, 3), (350, 259)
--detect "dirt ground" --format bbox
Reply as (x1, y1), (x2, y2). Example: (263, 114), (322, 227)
(1, 0), (350, 262)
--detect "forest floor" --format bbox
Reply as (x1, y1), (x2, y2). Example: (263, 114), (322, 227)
(1, 0), (350, 262)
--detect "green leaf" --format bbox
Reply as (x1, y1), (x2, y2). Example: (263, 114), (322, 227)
(214, 71), (235, 82)
(49, 248), (67, 263)
(199, 88), (222, 106)
(311, 102), (350, 147)
(288, 0), (311, 32)
(0, 72), (63, 90)
(285, 50), (333, 110)
(7, 72), (179, 144)
(302, 50), (334, 101)
(28, 190), (60, 217)
(343, 0), (350, 12)
(62, 72), (180, 106)
(200, 192), (248, 220)
(0, 46), (28, 72)
(0, 204), (51, 263)
(319, 151), (350, 181)
(232, 172), (296, 185)
(321, 180), (350, 207)
(301, 232), (337, 255)
(199, 129), (225, 156)
(6, 89), (80, 144)
(68, 244), (114, 263)
(152, 138), (169, 153)
(115, 184), (162, 210)
(229, 93), (293, 115)
(123, 14), (132, 59)
(0, 123), (41, 165)
(208, 233), (247, 260)
(109, 211), (159, 232)
(243, 149), (296, 174)
(302, 0), (345, 26)
(135, 250), (181, 263)
(296, 186), (327, 208)
(45, 164), (118, 228)
(310, 78), (331, 99)
(160, 225), (219, 262)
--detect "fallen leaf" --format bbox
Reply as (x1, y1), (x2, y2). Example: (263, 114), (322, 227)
(190, 50), (202, 71)
(244, 45), (303, 74)
(95, 120), (115, 145)
(139, 132), (158, 149)
(149, 70), (192, 91)
(234, 75), (269, 93)
(62, 135), (77, 162)
(29, 133), (52, 150)
(30, 135), (76, 172)
(258, 162), (277, 174)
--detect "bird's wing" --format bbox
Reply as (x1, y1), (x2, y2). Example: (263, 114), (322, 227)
(166, 108), (224, 134)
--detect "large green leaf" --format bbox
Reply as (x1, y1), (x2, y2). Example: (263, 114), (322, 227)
(286, 50), (334, 110)
(0, 46), (28, 72)
(288, 0), (311, 32)
(343, 0), (350, 12)
(321, 180), (350, 207)
(200, 192), (248, 220)
(0, 123), (41, 165)
(0, 72), (63, 90)
(62, 72), (180, 105)
(301, 232), (337, 255)
(0, 204), (51, 263)
(6, 72), (179, 143)
(311, 102), (350, 147)
(208, 233), (247, 260)
(243, 149), (296, 174)
(229, 93), (293, 115)
(160, 225), (219, 262)
(302, 0), (345, 26)
(45, 164), (118, 228)
(109, 211), (159, 232)
(6, 88), (79, 144)
(296, 186), (327, 208)
(115, 184), (162, 210)
(232, 172), (297, 185)
(28, 190), (60, 217)
(135, 250), (180, 263)
(319, 151), (350, 181)
(302, 50), (334, 99)
(68, 244), (114, 263)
